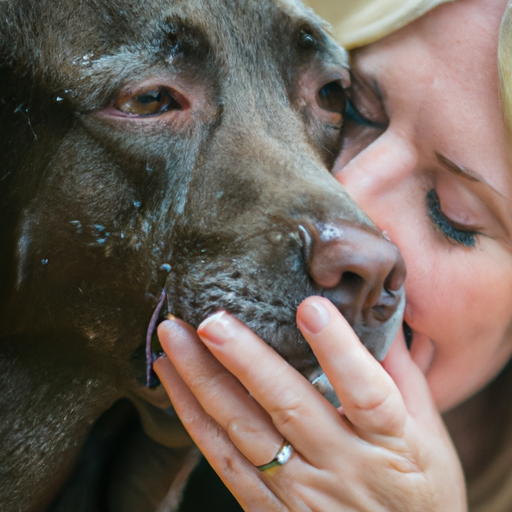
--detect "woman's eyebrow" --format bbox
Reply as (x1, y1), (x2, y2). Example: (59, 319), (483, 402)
(435, 152), (503, 197)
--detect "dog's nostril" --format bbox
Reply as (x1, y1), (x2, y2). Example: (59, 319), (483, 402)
(340, 271), (363, 290)
(301, 221), (406, 327)
(372, 305), (387, 322)
(383, 259), (406, 293)
(365, 288), (402, 324)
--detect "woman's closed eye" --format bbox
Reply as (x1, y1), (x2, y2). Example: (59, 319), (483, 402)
(426, 189), (478, 248)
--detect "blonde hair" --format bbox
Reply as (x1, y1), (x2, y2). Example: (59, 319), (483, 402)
(304, 0), (512, 133)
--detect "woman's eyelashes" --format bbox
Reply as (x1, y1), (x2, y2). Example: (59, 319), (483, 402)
(426, 189), (477, 248)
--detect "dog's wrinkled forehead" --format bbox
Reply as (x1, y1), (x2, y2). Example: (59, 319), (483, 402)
(0, 0), (347, 100)
(85, 0), (346, 69)
(274, 0), (336, 36)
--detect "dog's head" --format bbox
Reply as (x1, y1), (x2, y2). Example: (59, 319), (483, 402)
(0, 0), (404, 443)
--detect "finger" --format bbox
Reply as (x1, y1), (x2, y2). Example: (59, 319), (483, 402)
(297, 297), (407, 437)
(157, 319), (283, 467)
(196, 311), (352, 462)
(153, 355), (286, 512)
(155, 352), (318, 512)
(381, 328), (436, 420)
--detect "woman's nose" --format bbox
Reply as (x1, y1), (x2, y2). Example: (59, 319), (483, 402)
(300, 220), (406, 327)
(334, 132), (418, 228)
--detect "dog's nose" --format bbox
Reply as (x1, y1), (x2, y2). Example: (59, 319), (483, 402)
(299, 222), (406, 327)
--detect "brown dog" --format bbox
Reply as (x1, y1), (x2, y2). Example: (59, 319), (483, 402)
(0, 0), (405, 510)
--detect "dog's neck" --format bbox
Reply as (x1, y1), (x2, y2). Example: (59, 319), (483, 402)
(0, 340), (119, 511)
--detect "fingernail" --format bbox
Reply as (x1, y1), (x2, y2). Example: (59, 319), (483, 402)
(299, 300), (330, 334)
(166, 314), (177, 321)
(198, 311), (232, 345)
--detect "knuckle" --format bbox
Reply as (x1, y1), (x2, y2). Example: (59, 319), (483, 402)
(355, 387), (392, 412)
(193, 370), (229, 394)
(270, 393), (309, 430)
(352, 391), (405, 434)
(226, 415), (259, 439)
(219, 452), (238, 477)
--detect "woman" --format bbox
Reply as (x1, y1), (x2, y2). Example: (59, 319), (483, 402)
(155, 0), (512, 509)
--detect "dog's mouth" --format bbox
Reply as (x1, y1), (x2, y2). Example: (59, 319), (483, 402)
(144, 288), (406, 408)
(309, 371), (341, 407)
(143, 298), (342, 406)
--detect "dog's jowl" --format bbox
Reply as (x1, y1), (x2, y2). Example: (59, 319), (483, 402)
(0, 1), (405, 510)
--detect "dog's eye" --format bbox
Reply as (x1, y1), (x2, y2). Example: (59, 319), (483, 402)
(115, 87), (181, 116)
(317, 82), (346, 113)
(299, 29), (316, 49)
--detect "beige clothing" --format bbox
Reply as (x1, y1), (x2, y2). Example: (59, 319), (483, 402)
(303, 0), (454, 48)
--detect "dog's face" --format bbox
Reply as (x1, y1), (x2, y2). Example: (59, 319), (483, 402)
(0, 0), (404, 458)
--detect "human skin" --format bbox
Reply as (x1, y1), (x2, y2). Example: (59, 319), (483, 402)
(337, 0), (512, 414)
(154, 0), (512, 509)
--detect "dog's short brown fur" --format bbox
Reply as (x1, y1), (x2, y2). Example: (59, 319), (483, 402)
(0, 1), (405, 510)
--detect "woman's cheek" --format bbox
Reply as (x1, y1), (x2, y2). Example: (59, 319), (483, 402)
(424, 244), (512, 410)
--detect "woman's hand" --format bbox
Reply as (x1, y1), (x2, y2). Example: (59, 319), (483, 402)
(154, 297), (467, 511)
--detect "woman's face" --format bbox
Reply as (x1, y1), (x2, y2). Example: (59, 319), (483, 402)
(335, 0), (512, 412)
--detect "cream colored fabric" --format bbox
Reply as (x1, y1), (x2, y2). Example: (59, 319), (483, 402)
(499, 1), (512, 133)
(303, 0), (454, 49)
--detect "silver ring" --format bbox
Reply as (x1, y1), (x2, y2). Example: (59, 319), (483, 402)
(257, 440), (294, 472)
